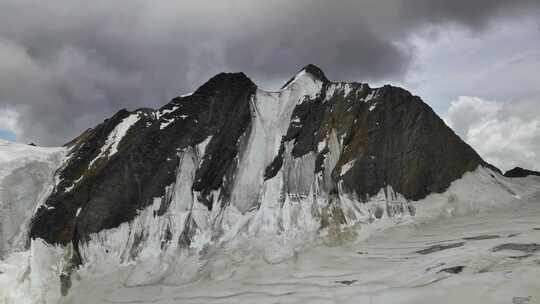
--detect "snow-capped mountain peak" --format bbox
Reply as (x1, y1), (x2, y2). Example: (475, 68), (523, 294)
(3, 65), (535, 303)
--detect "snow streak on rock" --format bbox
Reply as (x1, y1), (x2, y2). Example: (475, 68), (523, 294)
(88, 113), (140, 167)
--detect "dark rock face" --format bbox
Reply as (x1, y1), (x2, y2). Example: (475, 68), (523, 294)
(30, 72), (256, 245)
(504, 167), (540, 178)
(30, 64), (496, 248)
(338, 86), (490, 201)
(278, 80), (496, 202)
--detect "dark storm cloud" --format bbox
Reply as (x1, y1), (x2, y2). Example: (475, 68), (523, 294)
(402, 0), (540, 30)
(0, 0), (539, 145)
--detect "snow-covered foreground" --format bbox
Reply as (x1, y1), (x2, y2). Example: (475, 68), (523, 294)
(2, 176), (536, 304)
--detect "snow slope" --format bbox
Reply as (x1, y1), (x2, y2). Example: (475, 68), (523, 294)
(0, 140), (65, 258)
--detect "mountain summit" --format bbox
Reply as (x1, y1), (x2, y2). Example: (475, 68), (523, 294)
(20, 65), (511, 295)
(281, 64), (330, 88)
(31, 65), (496, 245)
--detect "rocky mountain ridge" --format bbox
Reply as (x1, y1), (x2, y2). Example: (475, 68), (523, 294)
(504, 167), (540, 178)
(30, 64), (497, 250)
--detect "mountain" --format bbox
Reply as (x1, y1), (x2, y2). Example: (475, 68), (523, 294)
(2, 65), (527, 302)
(504, 167), (540, 178)
(30, 64), (496, 247)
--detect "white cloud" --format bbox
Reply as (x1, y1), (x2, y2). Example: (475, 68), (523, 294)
(0, 107), (19, 132)
(403, 17), (540, 115)
(446, 96), (540, 172)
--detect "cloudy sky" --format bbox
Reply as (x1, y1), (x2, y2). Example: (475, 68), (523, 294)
(0, 0), (539, 171)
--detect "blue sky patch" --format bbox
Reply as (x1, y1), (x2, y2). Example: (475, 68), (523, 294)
(0, 128), (16, 142)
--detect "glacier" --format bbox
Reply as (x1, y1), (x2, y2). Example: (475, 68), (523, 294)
(0, 140), (65, 258)
(1, 139), (539, 304)
(1, 133), (539, 304)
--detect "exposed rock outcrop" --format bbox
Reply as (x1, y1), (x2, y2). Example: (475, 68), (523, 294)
(504, 167), (540, 178)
